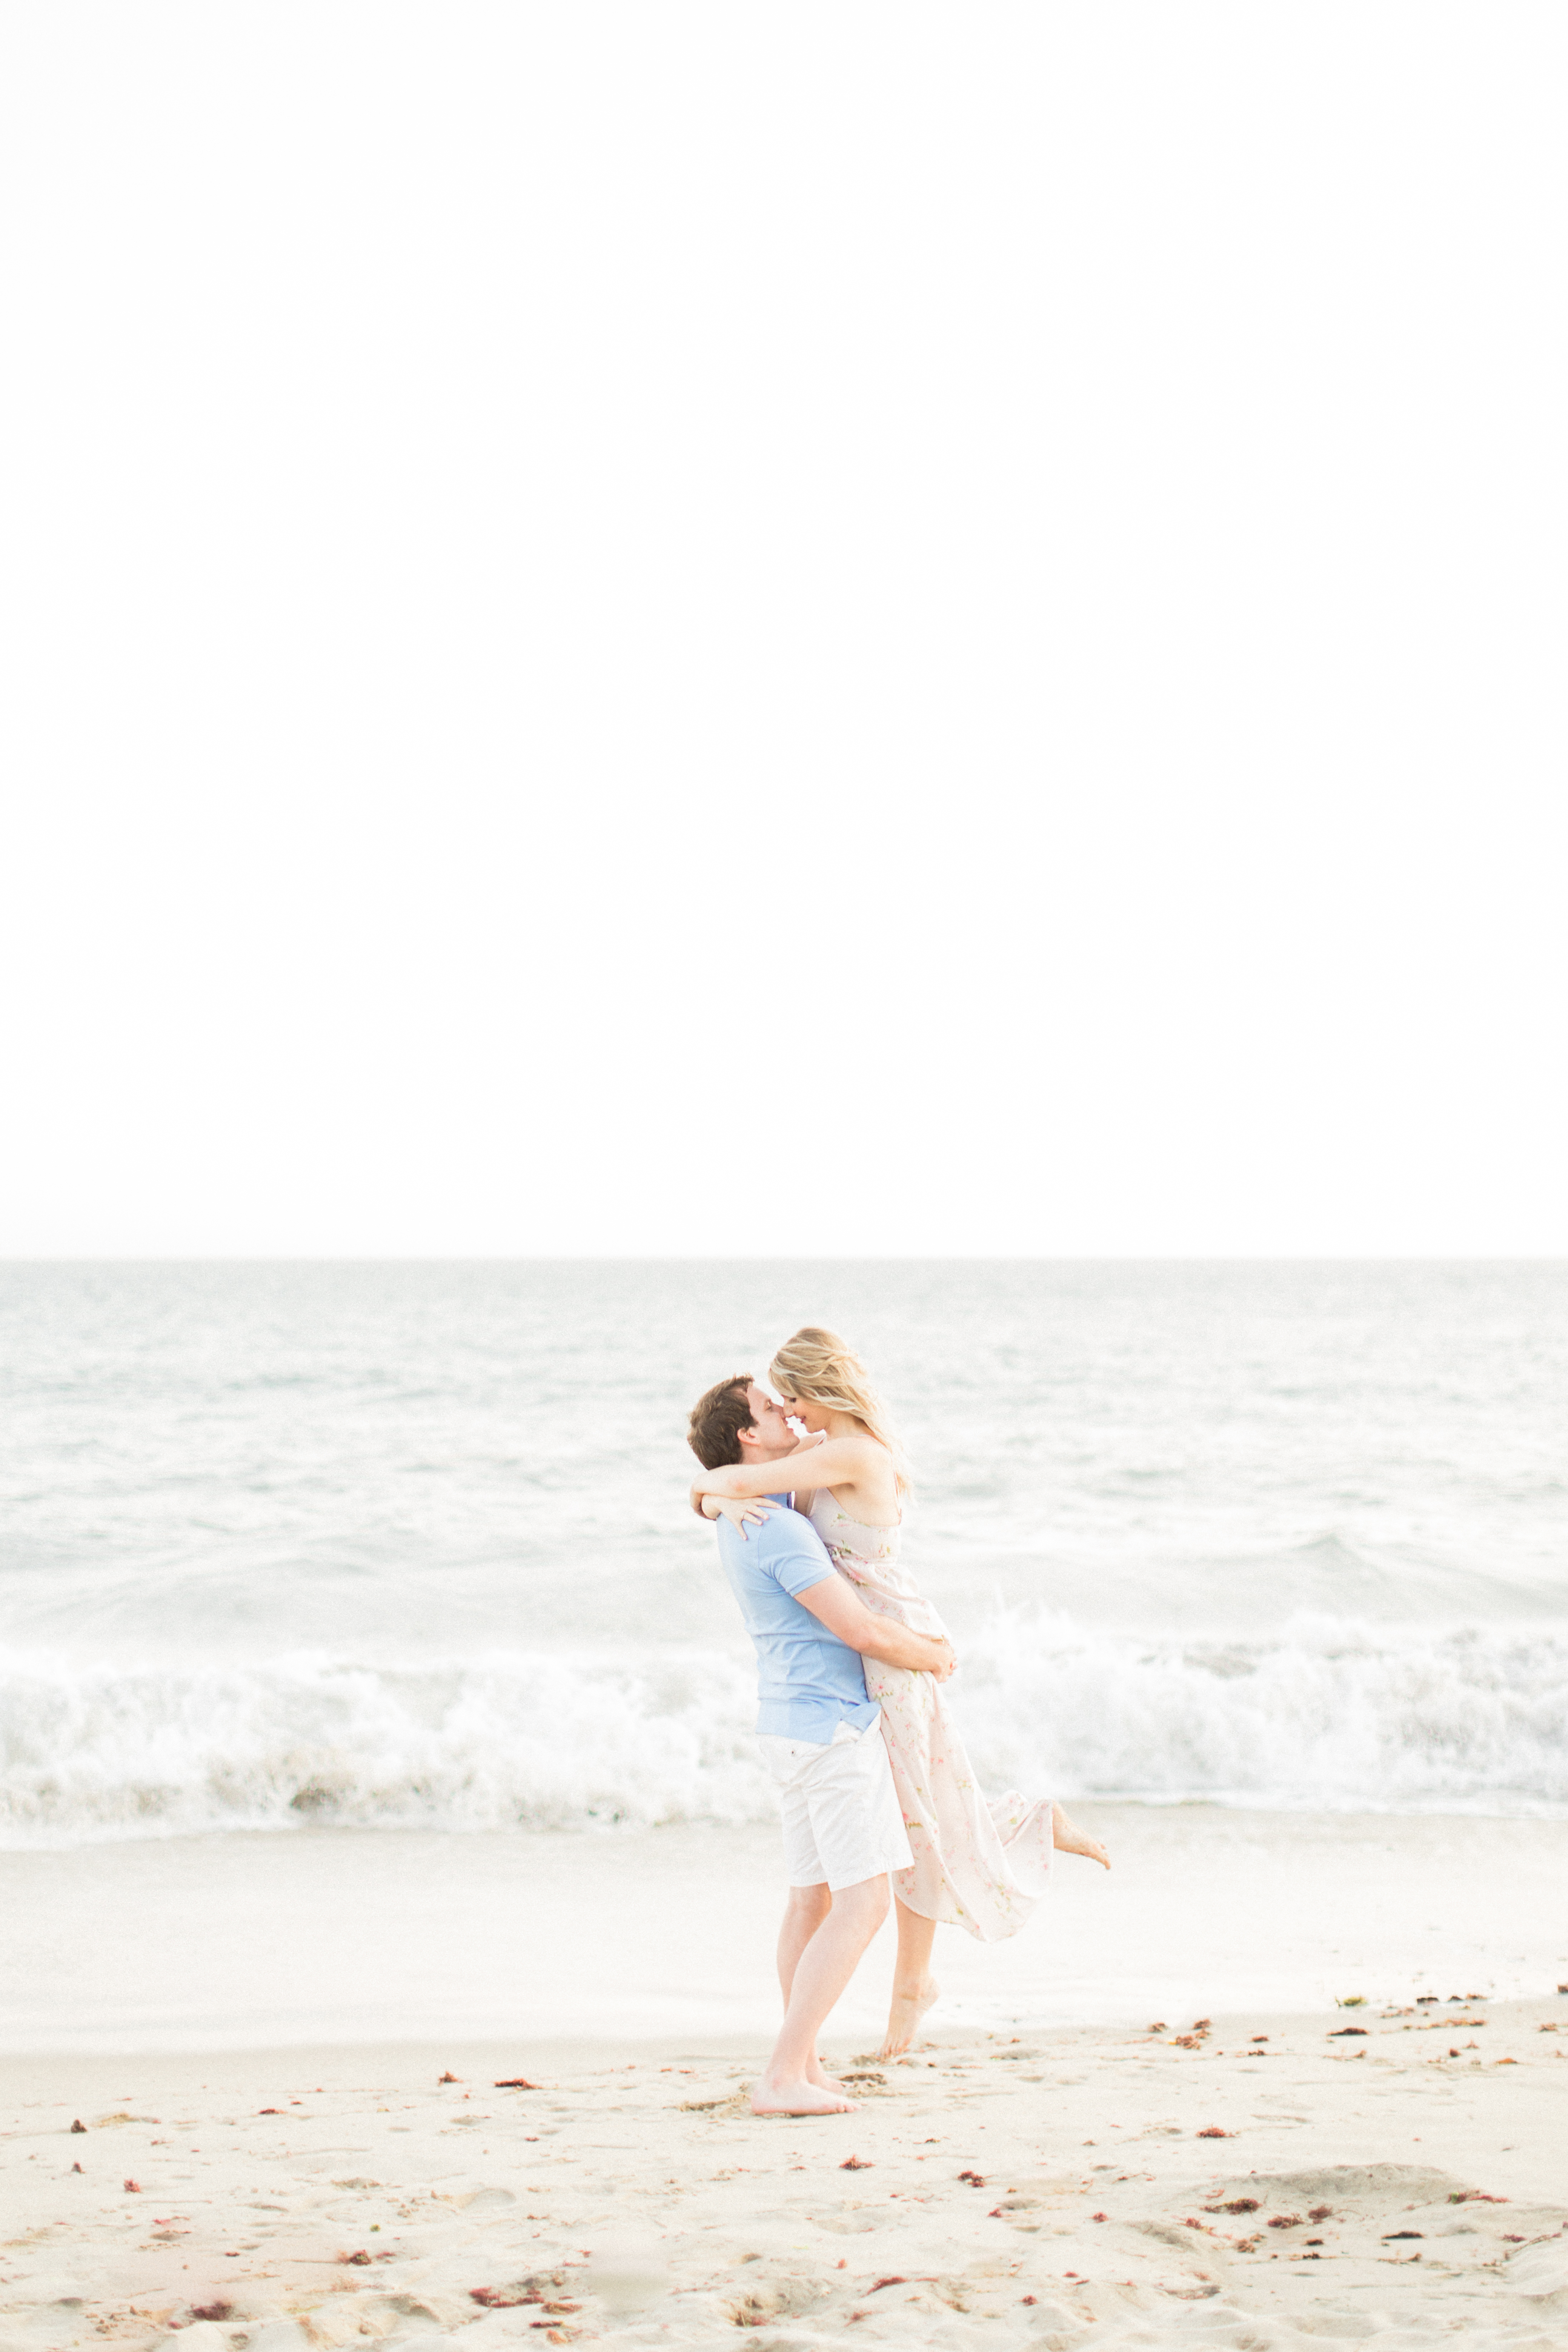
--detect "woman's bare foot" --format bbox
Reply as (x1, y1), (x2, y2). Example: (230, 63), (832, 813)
(1052, 1802), (1110, 1868)
(805, 2054), (847, 2094)
(751, 2076), (857, 2116)
(879, 1977), (940, 2059)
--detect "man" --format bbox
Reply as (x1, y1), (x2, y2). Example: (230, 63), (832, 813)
(686, 1373), (956, 2116)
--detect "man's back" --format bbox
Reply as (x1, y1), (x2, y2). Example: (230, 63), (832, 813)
(716, 1498), (879, 1743)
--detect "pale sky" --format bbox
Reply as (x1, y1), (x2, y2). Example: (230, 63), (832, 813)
(3, 3), (1564, 1257)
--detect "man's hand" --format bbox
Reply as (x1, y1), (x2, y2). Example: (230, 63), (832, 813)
(925, 1635), (959, 1682)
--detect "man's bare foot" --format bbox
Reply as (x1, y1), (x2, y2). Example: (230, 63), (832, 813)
(879, 1978), (940, 2059)
(751, 2077), (857, 2116)
(1052, 1802), (1110, 1868)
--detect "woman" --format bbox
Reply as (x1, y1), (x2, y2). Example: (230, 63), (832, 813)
(691, 1325), (1109, 2059)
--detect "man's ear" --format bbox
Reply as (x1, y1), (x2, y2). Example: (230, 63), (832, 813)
(735, 1422), (764, 1454)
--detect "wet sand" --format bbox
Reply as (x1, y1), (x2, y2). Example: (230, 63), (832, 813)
(5, 1806), (1568, 2052)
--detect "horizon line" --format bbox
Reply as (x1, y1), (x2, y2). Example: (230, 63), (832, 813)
(1, 1251), (1564, 1268)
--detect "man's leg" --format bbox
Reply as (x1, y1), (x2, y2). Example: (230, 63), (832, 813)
(764, 1751), (848, 2100)
(776, 1881), (831, 2004)
(776, 1883), (846, 2090)
(752, 1875), (890, 2116)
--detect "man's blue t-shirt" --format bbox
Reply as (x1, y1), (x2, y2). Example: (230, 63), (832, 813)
(716, 1496), (879, 1743)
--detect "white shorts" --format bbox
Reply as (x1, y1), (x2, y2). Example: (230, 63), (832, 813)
(757, 1715), (913, 1892)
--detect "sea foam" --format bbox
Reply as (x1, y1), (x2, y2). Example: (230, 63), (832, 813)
(3, 1613), (1565, 1848)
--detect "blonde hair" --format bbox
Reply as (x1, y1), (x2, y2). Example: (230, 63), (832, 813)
(768, 1326), (911, 1497)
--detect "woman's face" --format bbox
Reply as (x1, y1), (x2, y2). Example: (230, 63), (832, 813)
(777, 1390), (830, 1434)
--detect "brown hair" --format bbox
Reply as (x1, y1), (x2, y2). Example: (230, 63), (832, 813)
(686, 1373), (758, 1470)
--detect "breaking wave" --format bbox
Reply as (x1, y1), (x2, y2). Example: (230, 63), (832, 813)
(3, 1611), (1567, 1848)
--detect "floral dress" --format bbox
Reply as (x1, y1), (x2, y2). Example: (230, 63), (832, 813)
(805, 1490), (1053, 1941)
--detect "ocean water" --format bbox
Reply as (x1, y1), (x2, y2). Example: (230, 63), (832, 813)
(1, 1259), (1565, 1851)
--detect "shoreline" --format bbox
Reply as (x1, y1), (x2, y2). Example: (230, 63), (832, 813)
(4, 1804), (1567, 2057)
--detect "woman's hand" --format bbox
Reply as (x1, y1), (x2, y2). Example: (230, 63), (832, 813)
(710, 1494), (778, 1539)
(690, 1483), (778, 1531)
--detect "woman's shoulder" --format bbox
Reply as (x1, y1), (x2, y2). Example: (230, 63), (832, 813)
(849, 1432), (904, 1494)
(833, 1428), (893, 1467)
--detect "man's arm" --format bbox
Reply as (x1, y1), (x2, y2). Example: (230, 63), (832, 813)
(795, 1575), (956, 1680)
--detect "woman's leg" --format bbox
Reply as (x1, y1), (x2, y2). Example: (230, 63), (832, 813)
(880, 1899), (940, 2057)
(1052, 1802), (1110, 1868)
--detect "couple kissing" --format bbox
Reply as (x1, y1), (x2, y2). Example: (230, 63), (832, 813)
(688, 1325), (1108, 2118)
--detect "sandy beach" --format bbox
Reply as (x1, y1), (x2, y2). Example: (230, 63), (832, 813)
(6, 1993), (1568, 2352)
